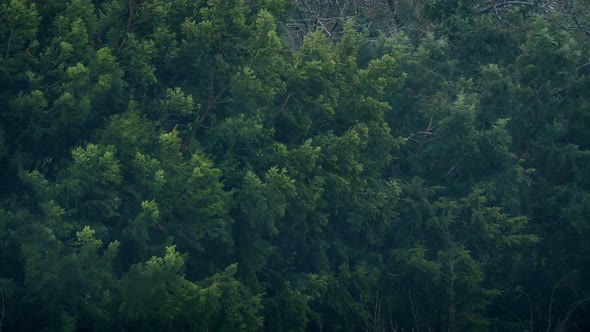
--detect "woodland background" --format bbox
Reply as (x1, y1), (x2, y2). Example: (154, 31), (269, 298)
(1, 0), (590, 331)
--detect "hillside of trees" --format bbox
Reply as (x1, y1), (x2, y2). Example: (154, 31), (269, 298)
(1, 0), (589, 331)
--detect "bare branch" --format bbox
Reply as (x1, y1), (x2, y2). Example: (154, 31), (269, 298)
(558, 296), (590, 331)
(478, 0), (546, 14)
(408, 290), (420, 332)
(546, 271), (577, 332)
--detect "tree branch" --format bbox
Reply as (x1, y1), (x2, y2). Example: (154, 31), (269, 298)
(118, 0), (135, 52)
(0, 286), (5, 332)
(546, 271), (577, 332)
(558, 296), (590, 331)
(478, 1), (545, 14)
(3, 31), (13, 62)
(408, 290), (420, 332)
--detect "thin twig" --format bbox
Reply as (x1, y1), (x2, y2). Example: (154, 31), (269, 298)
(4, 31), (13, 62)
(516, 288), (534, 332)
(409, 290), (420, 332)
(478, 1), (544, 14)
(0, 286), (5, 332)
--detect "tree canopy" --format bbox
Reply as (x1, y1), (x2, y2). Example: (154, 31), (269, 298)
(1, 0), (589, 331)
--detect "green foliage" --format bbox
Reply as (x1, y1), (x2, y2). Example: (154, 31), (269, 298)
(0, 0), (41, 63)
(22, 225), (119, 331)
(120, 247), (262, 331)
(1, 0), (589, 331)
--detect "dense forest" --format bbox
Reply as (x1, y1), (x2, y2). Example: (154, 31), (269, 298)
(1, 0), (589, 331)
